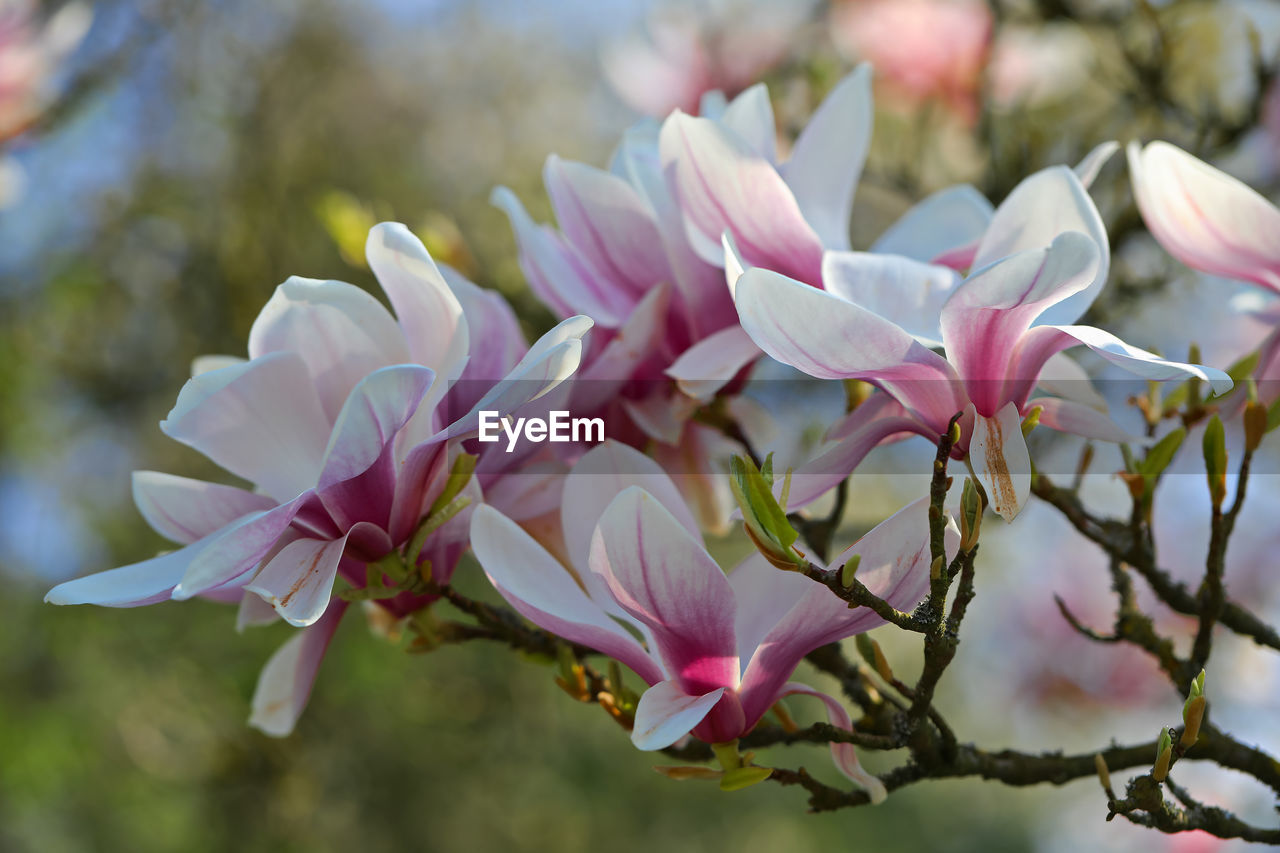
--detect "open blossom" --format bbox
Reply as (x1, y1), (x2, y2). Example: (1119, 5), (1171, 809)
(47, 222), (591, 735)
(829, 0), (991, 123)
(471, 440), (954, 801)
(733, 158), (1231, 520)
(0, 0), (90, 141)
(600, 1), (806, 118)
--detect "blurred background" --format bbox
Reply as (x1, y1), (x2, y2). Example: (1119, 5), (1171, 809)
(2, 0), (1279, 849)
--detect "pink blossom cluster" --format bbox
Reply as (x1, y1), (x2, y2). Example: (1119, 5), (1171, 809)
(51, 65), (1279, 800)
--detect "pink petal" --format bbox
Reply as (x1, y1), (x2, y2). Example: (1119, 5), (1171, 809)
(735, 266), (963, 431)
(317, 364), (435, 490)
(973, 165), (1109, 325)
(365, 223), (469, 379)
(245, 532), (353, 627)
(968, 402), (1031, 522)
(665, 324), (761, 400)
(490, 186), (634, 327)
(940, 232), (1099, 415)
(470, 505), (665, 685)
(247, 276), (408, 420)
(871, 184), (992, 264)
(249, 598), (348, 737)
(575, 282), (671, 412)
(544, 155), (670, 297)
(1074, 141), (1119, 188)
(1029, 396), (1145, 444)
(160, 352), (330, 502)
(719, 84), (778, 163)
(1008, 324), (1234, 408)
(439, 266), (526, 408)
(780, 683), (887, 803)
(589, 487), (739, 696)
(822, 251), (960, 347)
(173, 496), (310, 598)
(631, 680), (726, 751)
(780, 64), (873, 251)
(132, 471), (275, 545)
(1129, 141), (1280, 293)
(563, 441), (701, 580)
(737, 497), (939, 724)
(659, 111), (824, 283)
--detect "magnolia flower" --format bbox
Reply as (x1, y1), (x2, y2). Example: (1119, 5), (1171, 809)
(470, 440), (952, 801)
(47, 222), (591, 735)
(600, 1), (807, 118)
(829, 0), (991, 123)
(734, 197), (1230, 519)
(1129, 141), (1280, 403)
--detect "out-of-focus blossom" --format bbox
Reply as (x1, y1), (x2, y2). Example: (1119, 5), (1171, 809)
(734, 161), (1231, 520)
(0, 0), (90, 141)
(601, 1), (810, 118)
(471, 440), (952, 801)
(47, 222), (591, 735)
(987, 23), (1094, 110)
(829, 0), (991, 123)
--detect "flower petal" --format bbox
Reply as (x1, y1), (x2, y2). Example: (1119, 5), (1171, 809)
(822, 251), (960, 347)
(316, 364), (436, 490)
(1073, 141), (1119, 188)
(247, 276), (408, 420)
(132, 471), (276, 545)
(972, 165), (1109, 325)
(631, 680), (726, 751)
(735, 266), (963, 430)
(365, 222), (470, 377)
(544, 155), (669, 296)
(1028, 396), (1145, 444)
(659, 111), (824, 282)
(968, 401), (1030, 522)
(1129, 141), (1280, 293)
(780, 683), (887, 803)
(249, 599), (348, 737)
(780, 64), (872, 251)
(590, 487), (739, 696)
(244, 534), (350, 627)
(470, 505), (664, 685)
(46, 544), (195, 607)
(160, 352), (330, 502)
(737, 497), (940, 723)
(665, 324), (761, 400)
(719, 83), (777, 163)
(871, 184), (992, 264)
(940, 232), (1099, 415)
(490, 186), (633, 327)
(173, 496), (309, 599)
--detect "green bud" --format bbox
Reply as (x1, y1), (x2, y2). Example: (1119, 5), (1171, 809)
(719, 766), (774, 791)
(1021, 405), (1042, 438)
(1189, 669), (1205, 699)
(947, 419), (962, 448)
(730, 454), (805, 570)
(1202, 416), (1228, 508)
(960, 478), (983, 552)
(855, 634), (876, 667)
(1181, 695), (1206, 749)
(840, 553), (862, 588)
(711, 740), (742, 772)
(1156, 727), (1173, 758)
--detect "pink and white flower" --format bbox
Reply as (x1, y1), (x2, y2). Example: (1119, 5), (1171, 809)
(470, 440), (952, 801)
(733, 169), (1230, 520)
(47, 222), (591, 735)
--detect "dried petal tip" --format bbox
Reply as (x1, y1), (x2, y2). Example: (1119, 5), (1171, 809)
(653, 765), (724, 782)
(1094, 753), (1112, 794)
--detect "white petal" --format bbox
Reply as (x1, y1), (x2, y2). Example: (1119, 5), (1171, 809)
(132, 471), (275, 545)
(967, 402), (1031, 522)
(249, 599), (347, 737)
(631, 680), (725, 751)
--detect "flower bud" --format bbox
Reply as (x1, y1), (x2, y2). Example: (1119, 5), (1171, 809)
(959, 478), (983, 552)
(1202, 415), (1227, 509)
(1181, 695), (1206, 749)
(1021, 406), (1042, 438)
(1153, 728), (1174, 782)
(730, 454), (805, 571)
(840, 553), (862, 588)
(1245, 401), (1267, 452)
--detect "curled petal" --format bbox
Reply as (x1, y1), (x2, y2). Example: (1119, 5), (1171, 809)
(972, 166), (1109, 325)
(317, 364), (435, 489)
(780, 683), (887, 804)
(631, 680), (726, 751)
(244, 533), (352, 627)
(968, 402), (1031, 522)
(249, 599), (348, 737)
(1029, 396), (1147, 444)
(365, 223), (469, 379)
